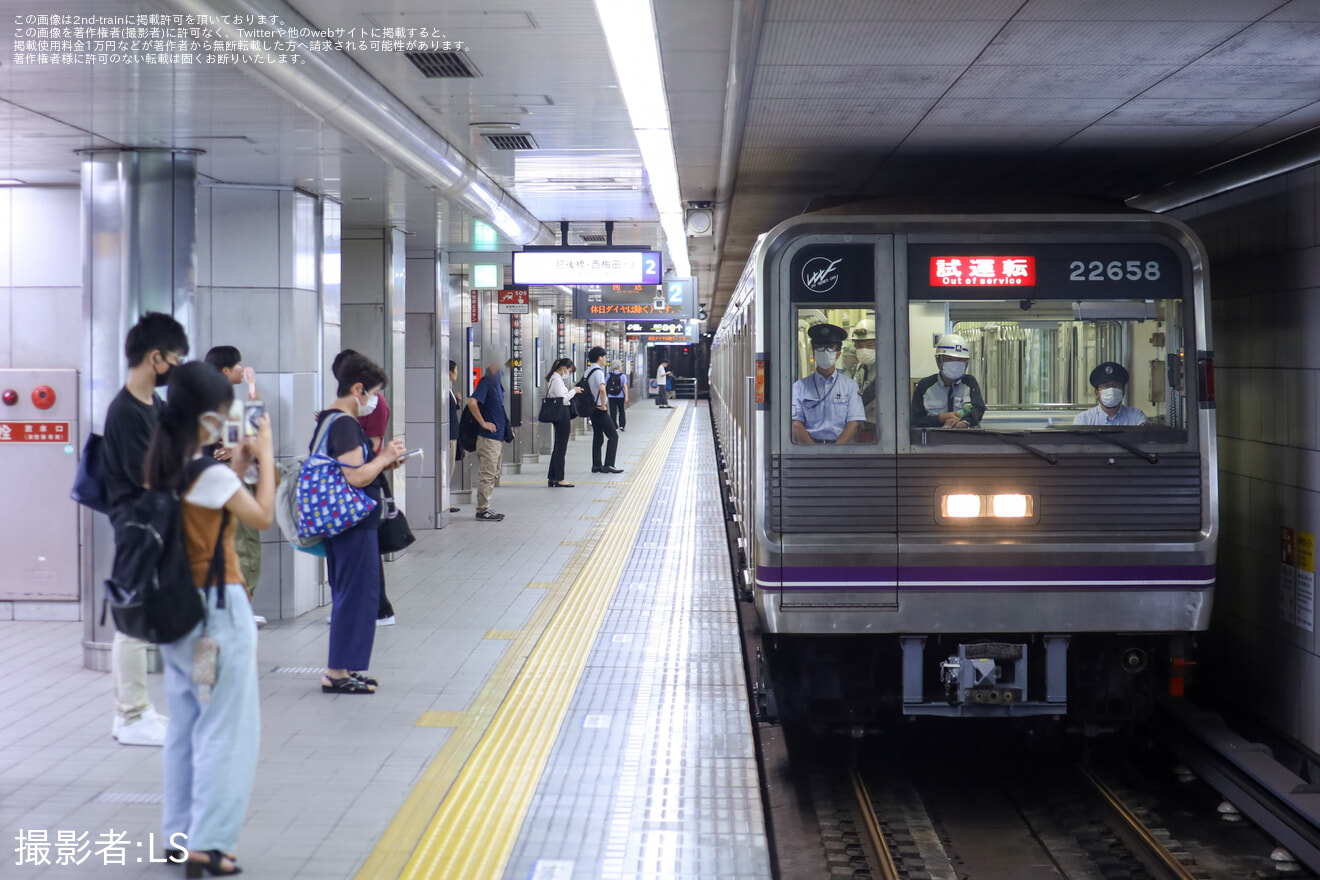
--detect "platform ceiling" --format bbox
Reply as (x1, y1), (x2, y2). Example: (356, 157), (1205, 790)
(0, 0), (1317, 321)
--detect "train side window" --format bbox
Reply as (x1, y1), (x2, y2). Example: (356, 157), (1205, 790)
(905, 297), (1187, 439)
(791, 307), (878, 445)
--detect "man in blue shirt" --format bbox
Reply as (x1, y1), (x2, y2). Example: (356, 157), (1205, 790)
(791, 323), (866, 444)
(466, 356), (510, 521)
(1074, 361), (1148, 426)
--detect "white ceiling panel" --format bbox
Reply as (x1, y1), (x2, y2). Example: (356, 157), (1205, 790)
(655, 0), (735, 53)
(659, 50), (733, 94)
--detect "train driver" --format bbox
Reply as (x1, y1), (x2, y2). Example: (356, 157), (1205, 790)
(911, 333), (986, 429)
(1074, 362), (1147, 426)
(791, 323), (866, 445)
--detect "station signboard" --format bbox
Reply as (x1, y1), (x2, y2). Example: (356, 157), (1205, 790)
(512, 248), (662, 286)
(573, 281), (697, 321)
(623, 321), (690, 336)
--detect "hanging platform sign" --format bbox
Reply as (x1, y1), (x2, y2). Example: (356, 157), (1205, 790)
(513, 248), (662, 285)
(573, 283), (696, 321)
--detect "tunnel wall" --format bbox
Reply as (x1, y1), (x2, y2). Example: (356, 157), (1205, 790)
(1175, 166), (1320, 755)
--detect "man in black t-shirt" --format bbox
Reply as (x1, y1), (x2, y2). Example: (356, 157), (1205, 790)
(102, 312), (189, 747)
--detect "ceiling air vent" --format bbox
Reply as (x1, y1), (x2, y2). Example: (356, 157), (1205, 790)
(404, 50), (479, 78)
(578, 234), (608, 243)
(483, 133), (538, 151)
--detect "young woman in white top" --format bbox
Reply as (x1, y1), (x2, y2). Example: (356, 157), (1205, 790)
(545, 357), (580, 487)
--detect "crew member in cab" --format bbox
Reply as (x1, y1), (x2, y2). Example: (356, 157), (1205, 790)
(791, 323), (865, 445)
(1074, 362), (1147, 426)
(850, 318), (878, 440)
(912, 333), (985, 429)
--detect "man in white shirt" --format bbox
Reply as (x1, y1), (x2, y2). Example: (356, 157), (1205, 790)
(1074, 361), (1148, 426)
(654, 359), (673, 408)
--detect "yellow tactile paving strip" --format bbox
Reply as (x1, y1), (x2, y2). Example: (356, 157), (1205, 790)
(354, 405), (685, 880)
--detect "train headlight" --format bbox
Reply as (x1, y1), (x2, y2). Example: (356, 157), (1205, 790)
(991, 494), (1031, 518)
(942, 494), (982, 518)
(936, 489), (1038, 525)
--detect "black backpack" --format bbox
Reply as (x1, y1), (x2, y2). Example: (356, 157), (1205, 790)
(102, 458), (229, 644)
(573, 366), (603, 418)
(605, 371), (624, 397)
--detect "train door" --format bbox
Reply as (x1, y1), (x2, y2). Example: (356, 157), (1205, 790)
(774, 235), (898, 610)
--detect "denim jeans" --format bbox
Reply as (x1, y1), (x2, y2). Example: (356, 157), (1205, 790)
(160, 584), (260, 854)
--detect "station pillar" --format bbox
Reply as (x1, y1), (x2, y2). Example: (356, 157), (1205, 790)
(78, 148), (200, 671)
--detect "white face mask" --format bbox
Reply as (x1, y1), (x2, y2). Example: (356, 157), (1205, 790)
(856, 348), (876, 366)
(814, 348), (838, 370)
(941, 360), (967, 381)
(358, 392), (378, 417)
(201, 412), (224, 446)
(1099, 387), (1124, 408)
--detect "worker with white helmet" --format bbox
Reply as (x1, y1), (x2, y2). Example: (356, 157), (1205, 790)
(851, 318), (878, 438)
(911, 332), (985, 429)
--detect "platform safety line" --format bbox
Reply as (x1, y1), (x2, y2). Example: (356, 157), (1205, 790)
(352, 405), (684, 880)
(397, 406), (685, 880)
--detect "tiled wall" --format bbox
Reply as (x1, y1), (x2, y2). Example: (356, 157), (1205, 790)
(195, 186), (325, 620)
(1174, 165), (1320, 752)
(0, 187), (82, 370)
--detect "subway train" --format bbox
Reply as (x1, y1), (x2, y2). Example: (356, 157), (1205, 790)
(709, 206), (1216, 727)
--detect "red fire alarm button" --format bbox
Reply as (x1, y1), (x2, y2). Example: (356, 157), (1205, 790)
(31, 386), (55, 410)
(1, 390), (16, 406)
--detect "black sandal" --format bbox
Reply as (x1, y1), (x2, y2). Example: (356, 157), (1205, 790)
(185, 849), (241, 877)
(321, 675), (375, 694)
(349, 671), (378, 687)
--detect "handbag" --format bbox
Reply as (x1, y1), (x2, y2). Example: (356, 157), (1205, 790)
(70, 432), (111, 514)
(293, 413), (377, 540)
(538, 396), (570, 423)
(377, 496), (416, 555)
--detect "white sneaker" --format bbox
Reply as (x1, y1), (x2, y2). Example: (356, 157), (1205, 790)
(113, 705), (168, 740)
(117, 714), (167, 747)
(253, 614), (267, 627)
(376, 616), (396, 627)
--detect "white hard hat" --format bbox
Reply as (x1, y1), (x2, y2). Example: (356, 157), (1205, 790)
(852, 317), (875, 339)
(935, 333), (970, 358)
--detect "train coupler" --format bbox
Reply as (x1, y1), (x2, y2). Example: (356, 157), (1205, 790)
(901, 635), (1070, 717)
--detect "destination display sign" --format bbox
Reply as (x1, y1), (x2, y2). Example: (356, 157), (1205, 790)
(624, 321), (690, 336)
(908, 242), (1183, 300)
(573, 284), (695, 321)
(513, 249), (662, 285)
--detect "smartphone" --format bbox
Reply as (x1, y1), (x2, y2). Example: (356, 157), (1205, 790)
(398, 447), (425, 461)
(244, 400), (265, 437)
(223, 400), (244, 448)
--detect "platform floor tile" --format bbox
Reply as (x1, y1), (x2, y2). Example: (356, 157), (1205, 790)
(504, 407), (772, 880)
(1, 403), (683, 879)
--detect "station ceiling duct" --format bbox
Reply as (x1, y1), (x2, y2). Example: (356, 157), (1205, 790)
(159, 0), (554, 246)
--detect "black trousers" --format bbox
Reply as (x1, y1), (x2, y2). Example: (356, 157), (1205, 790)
(377, 555), (394, 619)
(548, 418), (571, 483)
(590, 409), (618, 469)
(608, 397), (626, 430)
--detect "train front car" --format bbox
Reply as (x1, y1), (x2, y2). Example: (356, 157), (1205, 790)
(712, 212), (1216, 728)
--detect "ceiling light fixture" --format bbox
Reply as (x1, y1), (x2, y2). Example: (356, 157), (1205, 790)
(591, 0), (691, 279)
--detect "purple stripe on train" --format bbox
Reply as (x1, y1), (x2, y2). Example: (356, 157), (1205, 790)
(757, 563), (1216, 591)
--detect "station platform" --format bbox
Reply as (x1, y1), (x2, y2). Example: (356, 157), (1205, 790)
(0, 402), (771, 880)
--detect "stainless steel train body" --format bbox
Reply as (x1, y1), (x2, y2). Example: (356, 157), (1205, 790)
(710, 212), (1216, 719)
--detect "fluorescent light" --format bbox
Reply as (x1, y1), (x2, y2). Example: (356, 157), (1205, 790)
(592, 0), (692, 279)
(0, 179), (25, 186)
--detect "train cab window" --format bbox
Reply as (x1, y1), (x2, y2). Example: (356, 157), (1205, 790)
(906, 297), (1188, 441)
(791, 307), (878, 445)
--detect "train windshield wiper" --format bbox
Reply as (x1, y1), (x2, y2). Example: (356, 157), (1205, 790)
(977, 430), (1058, 465)
(1072, 430), (1158, 464)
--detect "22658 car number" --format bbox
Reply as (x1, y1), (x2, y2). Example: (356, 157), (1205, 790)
(1069, 260), (1161, 282)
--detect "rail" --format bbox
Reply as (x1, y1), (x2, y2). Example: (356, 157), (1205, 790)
(672, 377), (699, 400)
